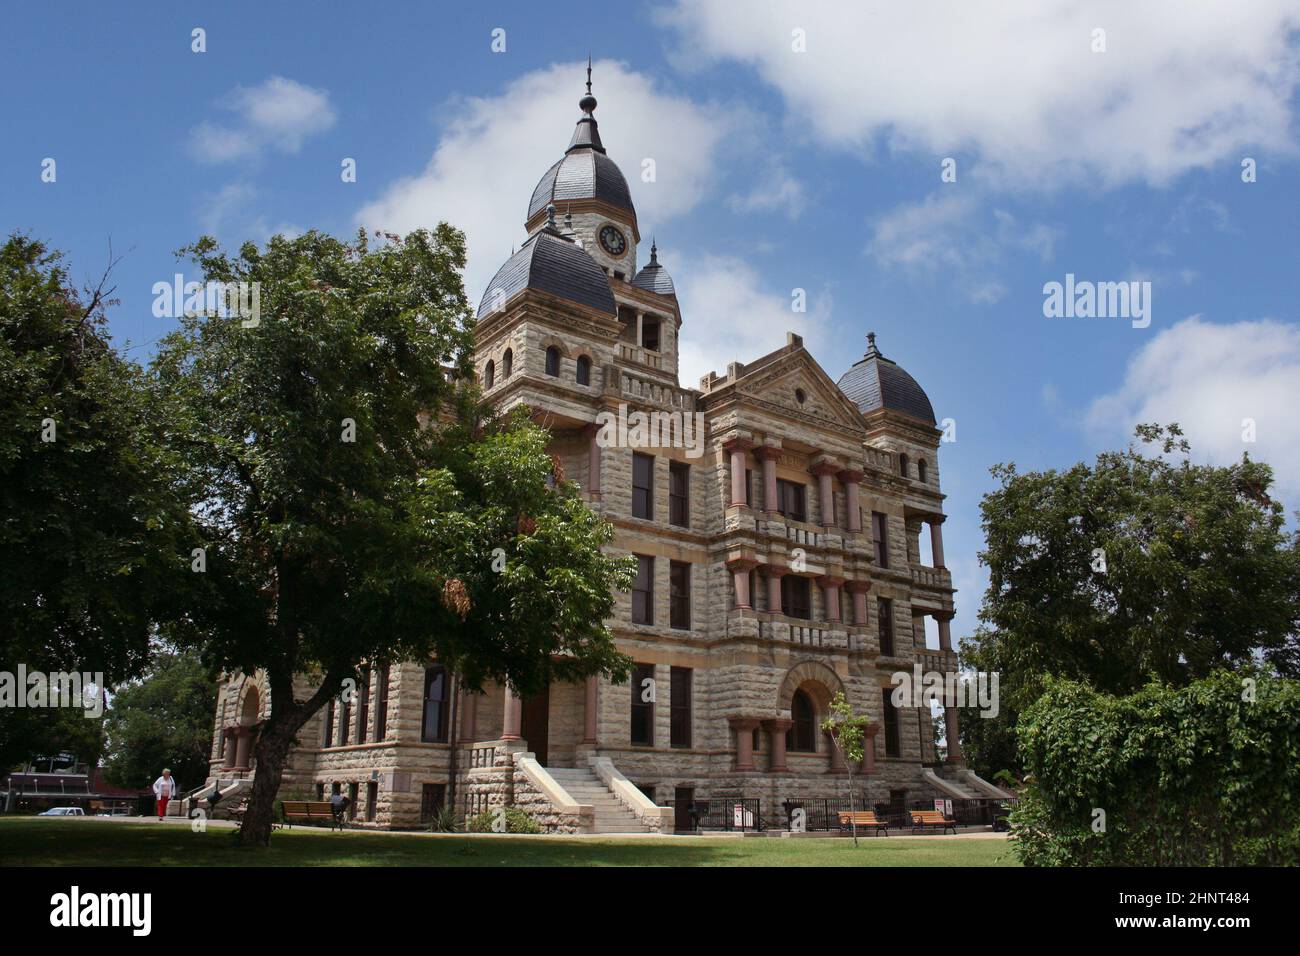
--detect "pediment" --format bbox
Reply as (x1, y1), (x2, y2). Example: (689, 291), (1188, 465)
(731, 349), (867, 436)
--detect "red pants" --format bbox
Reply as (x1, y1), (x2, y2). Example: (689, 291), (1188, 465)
(157, 796), (170, 818)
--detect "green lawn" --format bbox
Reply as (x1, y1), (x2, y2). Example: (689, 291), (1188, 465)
(0, 818), (1018, 867)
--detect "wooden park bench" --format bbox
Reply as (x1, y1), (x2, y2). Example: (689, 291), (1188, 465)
(909, 809), (957, 834)
(280, 800), (342, 830)
(837, 810), (889, 836)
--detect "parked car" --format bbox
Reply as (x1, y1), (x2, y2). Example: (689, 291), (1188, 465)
(37, 807), (85, 816)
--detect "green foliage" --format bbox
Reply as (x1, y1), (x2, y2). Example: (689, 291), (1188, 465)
(102, 650), (216, 791)
(428, 804), (461, 833)
(821, 691), (868, 764)
(0, 704), (104, 775)
(1011, 671), (1300, 866)
(466, 805), (543, 834)
(0, 234), (193, 682)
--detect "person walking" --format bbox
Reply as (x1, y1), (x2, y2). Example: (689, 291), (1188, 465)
(152, 769), (178, 821)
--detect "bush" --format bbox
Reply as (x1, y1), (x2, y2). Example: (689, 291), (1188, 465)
(466, 805), (543, 834)
(428, 805), (461, 833)
(1011, 670), (1300, 866)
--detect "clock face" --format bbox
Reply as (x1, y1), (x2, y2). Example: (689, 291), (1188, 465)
(598, 224), (627, 257)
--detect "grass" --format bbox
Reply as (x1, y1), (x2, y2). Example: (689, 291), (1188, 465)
(0, 818), (1019, 867)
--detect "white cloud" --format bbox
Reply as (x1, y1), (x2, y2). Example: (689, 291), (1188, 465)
(673, 253), (831, 386)
(1087, 316), (1300, 505)
(356, 60), (734, 306)
(866, 190), (1059, 302)
(661, 0), (1300, 188)
(190, 76), (337, 164)
(727, 165), (807, 218)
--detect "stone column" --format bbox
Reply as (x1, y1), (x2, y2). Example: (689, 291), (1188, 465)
(945, 706), (963, 763)
(758, 446), (781, 513)
(232, 727), (253, 771)
(861, 724), (880, 776)
(825, 731), (847, 773)
(763, 718), (792, 772)
(811, 461), (838, 527)
(763, 564), (788, 613)
(930, 516), (946, 568)
(727, 557), (757, 609)
(502, 686), (522, 741)
(845, 580), (870, 626)
(635, 311), (644, 349)
(724, 437), (754, 506)
(222, 728), (237, 769)
(583, 422), (603, 501)
(461, 691), (477, 742)
(838, 469), (863, 531)
(728, 717), (761, 772)
(937, 613), (953, 652)
(583, 676), (598, 744)
(817, 575), (843, 623)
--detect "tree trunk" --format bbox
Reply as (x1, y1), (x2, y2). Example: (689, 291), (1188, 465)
(847, 767), (858, 848)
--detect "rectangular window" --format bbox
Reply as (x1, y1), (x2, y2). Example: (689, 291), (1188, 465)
(878, 598), (895, 656)
(873, 511), (889, 567)
(316, 783), (325, 801)
(632, 555), (654, 625)
(669, 462), (689, 527)
(366, 781), (378, 822)
(347, 782), (359, 820)
(669, 561), (691, 630)
(632, 453), (655, 520)
(781, 575), (812, 619)
(642, 319), (660, 352)
(882, 689), (901, 757)
(777, 479), (807, 522)
(422, 665), (449, 743)
(323, 699), (335, 748)
(357, 667), (370, 743)
(745, 468), (753, 507)
(420, 784), (446, 824)
(339, 696), (351, 746)
(374, 664), (389, 741)
(630, 663), (655, 746)
(670, 667), (692, 749)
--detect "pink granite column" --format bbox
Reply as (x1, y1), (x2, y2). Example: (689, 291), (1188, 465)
(583, 676), (598, 744)
(763, 718), (792, 772)
(764, 564), (788, 612)
(838, 469), (863, 531)
(845, 580), (870, 626)
(232, 727), (253, 771)
(461, 690), (477, 741)
(945, 707), (963, 763)
(825, 731), (847, 773)
(727, 557), (757, 609)
(758, 446), (781, 513)
(937, 613), (953, 652)
(861, 724), (880, 776)
(811, 461), (838, 527)
(728, 717), (760, 771)
(222, 728), (237, 769)
(502, 686), (522, 740)
(818, 575), (844, 623)
(930, 515), (946, 568)
(724, 437), (754, 507)
(583, 422), (603, 501)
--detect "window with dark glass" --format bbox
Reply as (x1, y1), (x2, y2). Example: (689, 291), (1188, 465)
(669, 561), (691, 630)
(347, 782), (359, 819)
(632, 555), (654, 625)
(632, 453), (654, 520)
(882, 689), (901, 757)
(576, 355), (591, 386)
(787, 689), (817, 752)
(776, 479), (806, 522)
(669, 462), (689, 527)
(642, 319), (660, 352)
(422, 665), (449, 743)
(781, 575), (812, 619)
(918, 458), (928, 483)
(483, 360), (495, 389)
(366, 781), (378, 822)
(630, 663), (655, 746)
(878, 598), (895, 656)
(502, 348), (512, 378)
(545, 345), (560, 377)
(420, 783), (446, 823)
(670, 667), (692, 749)
(374, 664), (389, 741)
(899, 453), (909, 478)
(339, 696), (351, 746)
(745, 468), (753, 506)
(323, 699), (335, 748)
(357, 667), (370, 742)
(872, 511), (889, 567)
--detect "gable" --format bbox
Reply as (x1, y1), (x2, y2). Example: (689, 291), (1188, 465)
(730, 349), (868, 437)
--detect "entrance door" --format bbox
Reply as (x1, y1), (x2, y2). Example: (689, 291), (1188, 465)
(520, 687), (550, 766)
(674, 786), (695, 833)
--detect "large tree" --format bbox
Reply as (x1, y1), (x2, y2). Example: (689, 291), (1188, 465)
(102, 649), (216, 791)
(153, 227), (633, 845)
(960, 424), (1300, 771)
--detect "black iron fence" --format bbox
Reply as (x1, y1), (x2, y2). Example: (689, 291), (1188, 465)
(688, 797), (764, 832)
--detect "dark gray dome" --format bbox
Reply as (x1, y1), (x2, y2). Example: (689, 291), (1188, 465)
(528, 150), (635, 222)
(836, 333), (935, 424)
(632, 242), (675, 296)
(477, 225), (615, 318)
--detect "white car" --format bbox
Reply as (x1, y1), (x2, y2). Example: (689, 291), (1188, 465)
(37, 807), (85, 816)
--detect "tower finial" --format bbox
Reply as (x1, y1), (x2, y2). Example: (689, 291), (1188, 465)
(650, 237), (658, 264)
(586, 53), (593, 95)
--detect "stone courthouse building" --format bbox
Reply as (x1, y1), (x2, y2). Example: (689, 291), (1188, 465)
(202, 69), (1011, 832)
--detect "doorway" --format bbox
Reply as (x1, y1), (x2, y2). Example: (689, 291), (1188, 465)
(674, 786), (695, 833)
(520, 687), (550, 766)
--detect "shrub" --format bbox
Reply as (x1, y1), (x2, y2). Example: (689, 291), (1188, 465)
(1012, 670), (1300, 866)
(466, 805), (544, 834)
(428, 805), (461, 833)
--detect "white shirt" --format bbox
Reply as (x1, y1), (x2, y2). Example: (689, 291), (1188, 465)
(152, 775), (177, 798)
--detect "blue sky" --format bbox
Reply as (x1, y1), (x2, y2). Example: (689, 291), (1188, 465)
(5, 1), (1300, 641)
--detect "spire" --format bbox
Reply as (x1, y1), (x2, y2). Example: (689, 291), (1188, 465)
(568, 58), (606, 154)
(649, 237), (659, 265)
(864, 331), (883, 358)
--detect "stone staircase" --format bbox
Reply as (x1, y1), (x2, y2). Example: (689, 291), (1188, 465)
(546, 767), (655, 833)
(923, 767), (982, 801)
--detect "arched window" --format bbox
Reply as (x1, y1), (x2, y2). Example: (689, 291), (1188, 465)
(545, 346), (560, 377)
(576, 355), (591, 386)
(899, 453), (909, 479)
(918, 458), (928, 483)
(483, 360), (495, 389)
(502, 348), (513, 379)
(787, 689), (817, 753)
